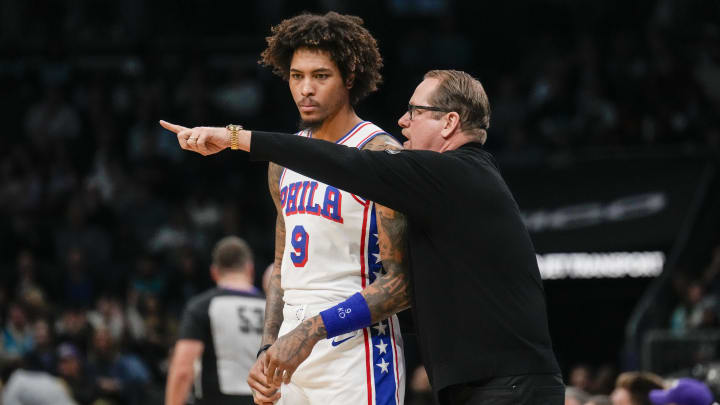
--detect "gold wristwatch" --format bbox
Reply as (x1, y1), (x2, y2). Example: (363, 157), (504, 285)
(226, 124), (243, 150)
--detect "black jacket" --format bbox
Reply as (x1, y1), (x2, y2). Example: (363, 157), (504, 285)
(250, 132), (560, 396)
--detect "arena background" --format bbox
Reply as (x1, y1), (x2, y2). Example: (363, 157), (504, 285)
(1, 0), (720, 403)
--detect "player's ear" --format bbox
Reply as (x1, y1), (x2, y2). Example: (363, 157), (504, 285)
(345, 73), (355, 89)
(440, 111), (460, 139)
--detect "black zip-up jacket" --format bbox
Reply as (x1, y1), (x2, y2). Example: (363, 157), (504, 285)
(250, 131), (561, 396)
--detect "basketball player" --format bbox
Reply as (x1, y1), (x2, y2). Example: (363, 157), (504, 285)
(163, 12), (411, 405)
(165, 236), (263, 405)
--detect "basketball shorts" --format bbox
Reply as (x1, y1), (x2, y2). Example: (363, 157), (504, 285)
(276, 302), (405, 405)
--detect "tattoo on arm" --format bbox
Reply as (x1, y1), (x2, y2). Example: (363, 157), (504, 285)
(362, 133), (403, 153)
(263, 162), (286, 345)
(281, 134), (410, 345)
(360, 134), (412, 323)
(288, 315), (327, 351)
(364, 204), (411, 323)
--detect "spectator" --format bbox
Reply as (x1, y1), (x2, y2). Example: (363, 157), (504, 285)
(570, 364), (594, 393)
(55, 197), (112, 268)
(611, 372), (665, 405)
(61, 247), (96, 309)
(670, 281), (717, 333)
(24, 85), (81, 146)
(589, 365), (618, 396)
(587, 395), (612, 405)
(87, 295), (126, 342)
(25, 319), (56, 373)
(1, 303), (35, 364)
(134, 294), (175, 379)
(649, 378), (715, 405)
(148, 208), (191, 253)
(128, 254), (166, 299)
(166, 251), (208, 312)
(2, 357), (77, 405)
(567, 386), (591, 405)
(14, 249), (42, 297)
(57, 343), (96, 405)
(86, 327), (150, 405)
(55, 307), (94, 354)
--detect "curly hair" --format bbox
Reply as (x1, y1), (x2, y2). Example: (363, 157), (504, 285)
(260, 12), (383, 106)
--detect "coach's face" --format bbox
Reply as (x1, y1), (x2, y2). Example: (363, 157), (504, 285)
(289, 47), (351, 128)
(398, 78), (447, 152)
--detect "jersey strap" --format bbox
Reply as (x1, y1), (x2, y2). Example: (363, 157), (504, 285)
(278, 123), (388, 188)
(337, 121), (388, 149)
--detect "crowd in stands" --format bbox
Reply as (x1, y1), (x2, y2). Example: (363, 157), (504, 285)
(564, 366), (716, 405)
(670, 244), (720, 333)
(1, 0), (719, 404)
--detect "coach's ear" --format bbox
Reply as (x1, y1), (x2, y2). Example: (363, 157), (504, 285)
(345, 73), (355, 89)
(440, 111), (461, 139)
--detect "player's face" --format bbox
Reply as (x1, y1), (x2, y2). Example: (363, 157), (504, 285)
(289, 48), (350, 129)
(397, 78), (447, 152)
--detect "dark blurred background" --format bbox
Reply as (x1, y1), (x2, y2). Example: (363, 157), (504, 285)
(1, 0), (720, 404)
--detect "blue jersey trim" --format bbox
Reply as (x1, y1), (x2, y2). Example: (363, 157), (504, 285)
(357, 131), (389, 149)
(278, 168), (287, 187)
(335, 121), (368, 145)
(368, 207), (380, 285)
(370, 318), (399, 404)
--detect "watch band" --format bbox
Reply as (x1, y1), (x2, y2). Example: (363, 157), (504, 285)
(226, 124), (243, 150)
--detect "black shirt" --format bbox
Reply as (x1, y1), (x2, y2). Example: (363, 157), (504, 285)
(178, 287), (264, 405)
(250, 132), (560, 396)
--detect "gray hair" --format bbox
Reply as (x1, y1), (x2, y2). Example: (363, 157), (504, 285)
(424, 69), (491, 144)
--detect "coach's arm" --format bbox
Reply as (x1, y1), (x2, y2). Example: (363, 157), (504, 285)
(159, 121), (431, 218)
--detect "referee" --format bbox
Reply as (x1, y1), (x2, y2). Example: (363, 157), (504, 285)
(161, 69), (563, 405)
(165, 236), (264, 405)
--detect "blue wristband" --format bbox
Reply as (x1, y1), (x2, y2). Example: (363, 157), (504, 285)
(319, 292), (372, 339)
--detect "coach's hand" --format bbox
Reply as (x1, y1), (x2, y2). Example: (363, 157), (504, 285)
(263, 316), (325, 387)
(160, 120), (249, 155)
(247, 353), (280, 405)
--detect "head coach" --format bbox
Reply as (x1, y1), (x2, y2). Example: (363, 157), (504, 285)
(161, 69), (564, 405)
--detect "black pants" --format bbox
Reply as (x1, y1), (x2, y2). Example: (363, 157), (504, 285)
(438, 373), (564, 405)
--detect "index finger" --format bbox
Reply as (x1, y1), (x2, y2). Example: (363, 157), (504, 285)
(159, 120), (189, 134)
(264, 357), (277, 383)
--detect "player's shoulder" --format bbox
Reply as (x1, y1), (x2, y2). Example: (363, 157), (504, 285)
(361, 130), (403, 152)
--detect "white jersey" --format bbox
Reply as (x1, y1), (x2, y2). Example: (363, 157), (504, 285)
(275, 122), (406, 405)
(278, 121), (388, 306)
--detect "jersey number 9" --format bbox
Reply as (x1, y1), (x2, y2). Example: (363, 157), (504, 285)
(290, 225), (309, 267)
